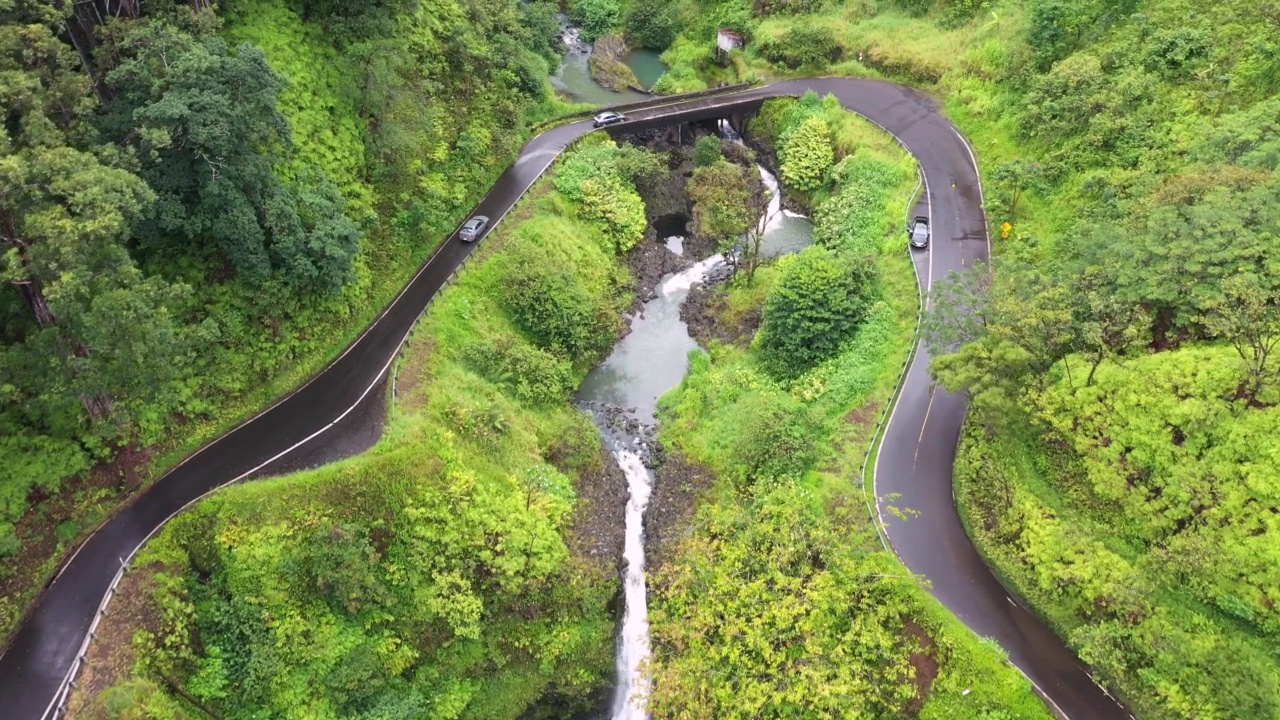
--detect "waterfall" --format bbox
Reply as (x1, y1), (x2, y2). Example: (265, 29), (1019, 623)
(612, 449), (655, 720)
(757, 165), (786, 234)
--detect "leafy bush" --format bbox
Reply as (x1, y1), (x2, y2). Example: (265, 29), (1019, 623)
(779, 116), (835, 193)
(757, 25), (842, 70)
(569, 0), (621, 42)
(650, 488), (921, 717)
(758, 246), (879, 378)
(815, 151), (914, 255)
(728, 393), (819, 488)
(692, 135), (724, 167)
(688, 161), (758, 241)
(465, 335), (575, 406)
(624, 0), (679, 50)
(503, 244), (619, 363)
(652, 63), (707, 94)
(553, 141), (655, 253)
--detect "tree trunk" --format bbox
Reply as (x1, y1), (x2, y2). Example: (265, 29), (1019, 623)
(55, 0), (112, 104)
(14, 275), (59, 329)
(6, 231), (114, 422)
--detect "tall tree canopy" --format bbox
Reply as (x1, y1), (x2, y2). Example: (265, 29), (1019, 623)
(97, 13), (361, 293)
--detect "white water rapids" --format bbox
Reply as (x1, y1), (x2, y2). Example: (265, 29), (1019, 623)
(611, 449), (655, 720)
(605, 255), (727, 720)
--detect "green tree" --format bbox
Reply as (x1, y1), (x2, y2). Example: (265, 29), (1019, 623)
(757, 246), (878, 378)
(0, 2), (192, 434)
(990, 158), (1047, 221)
(692, 135), (723, 167)
(688, 161), (758, 242)
(99, 15), (361, 294)
(569, 0), (620, 42)
(624, 0), (678, 50)
(779, 115), (833, 194)
(729, 393), (818, 488)
(1198, 273), (1280, 401)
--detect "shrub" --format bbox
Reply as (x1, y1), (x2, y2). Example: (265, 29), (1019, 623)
(729, 393), (819, 487)
(757, 26), (841, 70)
(570, 0), (621, 42)
(652, 63), (707, 94)
(779, 115), (835, 194)
(692, 135), (724, 167)
(466, 335), (575, 405)
(688, 161), (758, 241)
(554, 141), (655, 253)
(624, 0), (679, 50)
(757, 246), (879, 378)
(503, 245), (618, 363)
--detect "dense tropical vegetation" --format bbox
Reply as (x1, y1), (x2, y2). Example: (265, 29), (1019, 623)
(70, 136), (652, 720)
(10, 0), (1280, 717)
(0, 0), (573, 637)
(648, 95), (1049, 718)
(613, 0), (1280, 716)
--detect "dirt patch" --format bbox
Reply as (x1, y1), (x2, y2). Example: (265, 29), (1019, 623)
(565, 446), (628, 580)
(681, 281), (761, 349)
(902, 618), (940, 716)
(64, 562), (167, 719)
(845, 400), (882, 430)
(645, 452), (716, 573)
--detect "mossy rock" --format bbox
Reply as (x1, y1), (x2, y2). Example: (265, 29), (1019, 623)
(589, 34), (641, 91)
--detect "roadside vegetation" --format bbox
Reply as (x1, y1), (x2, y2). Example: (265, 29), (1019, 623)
(0, 0), (575, 642)
(637, 0), (1280, 717)
(14, 0), (1280, 718)
(648, 95), (1051, 718)
(66, 136), (662, 720)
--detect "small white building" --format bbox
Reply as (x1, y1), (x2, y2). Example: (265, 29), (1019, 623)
(716, 28), (743, 65)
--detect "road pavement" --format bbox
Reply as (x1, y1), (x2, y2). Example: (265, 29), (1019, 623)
(0, 79), (1131, 720)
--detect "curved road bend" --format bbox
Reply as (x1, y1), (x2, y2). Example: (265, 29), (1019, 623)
(0, 79), (1129, 720)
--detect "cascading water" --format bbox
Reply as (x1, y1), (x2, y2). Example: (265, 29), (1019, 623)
(611, 449), (654, 720)
(580, 256), (728, 720)
(715, 120), (815, 258)
(578, 125), (815, 720)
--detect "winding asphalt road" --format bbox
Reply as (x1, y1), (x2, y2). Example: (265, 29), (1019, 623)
(0, 79), (1131, 720)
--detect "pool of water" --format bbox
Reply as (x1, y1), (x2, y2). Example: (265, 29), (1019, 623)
(552, 49), (651, 106)
(550, 20), (668, 106)
(623, 49), (667, 90)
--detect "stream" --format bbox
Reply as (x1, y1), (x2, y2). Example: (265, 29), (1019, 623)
(551, 20), (669, 105)
(576, 139), (813, 716)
